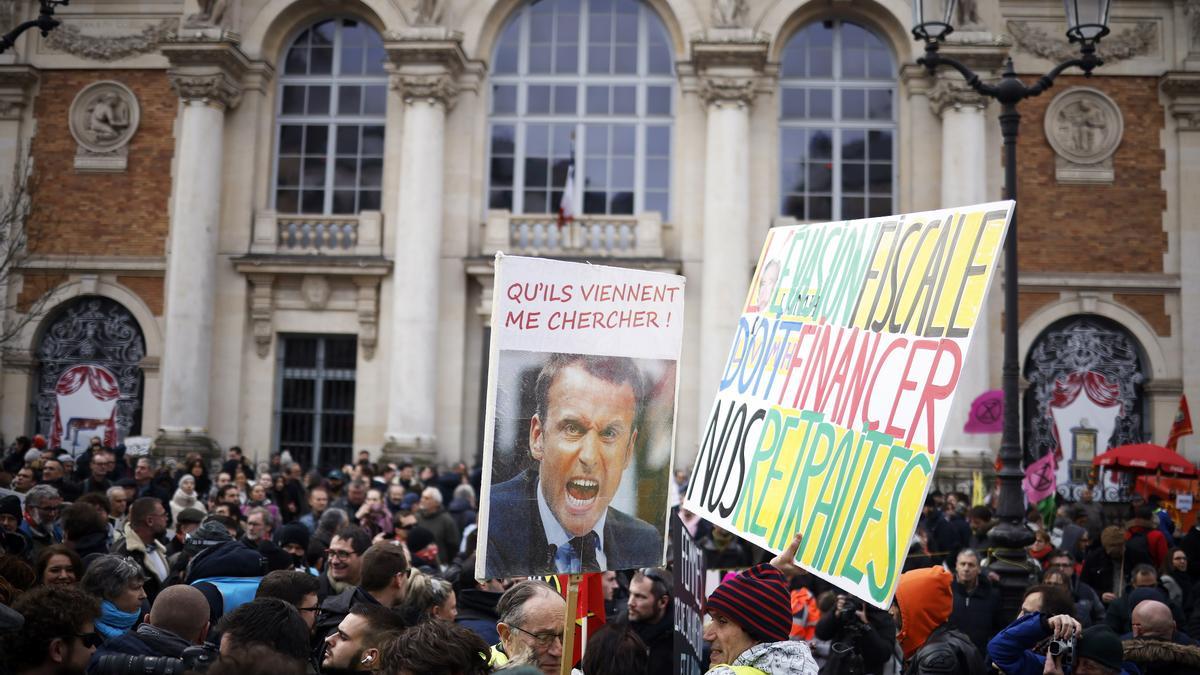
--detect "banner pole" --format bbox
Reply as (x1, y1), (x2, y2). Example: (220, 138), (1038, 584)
(560, 573), (582, 675)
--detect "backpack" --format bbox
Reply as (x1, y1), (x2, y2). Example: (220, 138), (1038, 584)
(1126, 529), (1152, 565)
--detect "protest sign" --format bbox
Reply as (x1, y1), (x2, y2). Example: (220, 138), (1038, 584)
(672, 512), (705, 675)
(477, 255), (686, 579)
(684, 201), (1014, 608)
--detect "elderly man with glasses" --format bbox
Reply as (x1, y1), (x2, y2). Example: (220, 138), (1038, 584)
(492, 579), (566, 675)
(21, 484), (64, 559)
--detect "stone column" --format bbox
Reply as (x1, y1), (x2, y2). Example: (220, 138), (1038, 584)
(381, 31), (466, 461)
(1164, 73), (1200, 456)
(158, 37), (249, 456)
(691, 33), (769, 429)
(928, 41), (1006, 461)
(0, 65), (37, 190)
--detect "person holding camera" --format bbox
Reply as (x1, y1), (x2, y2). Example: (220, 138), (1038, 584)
(812, 594), (900, 675)
(988, 610), (1133, 675)
(87, 585), (212, 674)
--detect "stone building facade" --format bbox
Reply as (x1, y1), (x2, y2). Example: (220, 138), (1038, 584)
(0, 0), (1196, 493)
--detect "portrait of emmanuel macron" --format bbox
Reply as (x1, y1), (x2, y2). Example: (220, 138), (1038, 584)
(484, 351), (675, 577)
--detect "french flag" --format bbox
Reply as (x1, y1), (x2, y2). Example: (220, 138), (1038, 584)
(557, 164), (575, 229)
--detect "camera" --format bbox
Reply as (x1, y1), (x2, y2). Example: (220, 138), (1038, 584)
(1048, 637), (1074, 669)
(95, 644), (218, 675)
(837, 597), (862, 623)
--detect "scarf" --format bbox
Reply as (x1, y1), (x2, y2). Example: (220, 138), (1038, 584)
(97, 600), (140, 640)
(172, 488), (197, 509)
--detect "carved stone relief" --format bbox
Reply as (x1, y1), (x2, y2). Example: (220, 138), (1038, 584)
(43, 19), (178, 61)
(301, 275), (331, 310)
(412, 0), (443, 26)
(1044, 87), (1123, 184)
(712, 0), (746, 28)
(1007, 21), (1157, 64)
(1188, 0), (1200, 52)
(68, 81), (140, 172)
(184, 0), (231, 30)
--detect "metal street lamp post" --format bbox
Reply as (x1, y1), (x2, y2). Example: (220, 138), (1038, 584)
(911, 0), (1112, 616)
(0, 0), (70, 55)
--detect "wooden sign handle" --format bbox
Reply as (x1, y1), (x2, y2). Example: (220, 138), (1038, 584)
(560, 573), (582, 675)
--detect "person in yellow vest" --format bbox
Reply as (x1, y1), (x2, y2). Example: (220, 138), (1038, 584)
(704, 533), (818, 675)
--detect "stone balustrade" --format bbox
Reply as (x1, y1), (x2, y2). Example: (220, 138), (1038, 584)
(250, 210), (384, 257)
(482, 210), (664, 258)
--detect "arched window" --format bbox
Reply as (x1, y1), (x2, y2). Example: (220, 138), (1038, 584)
(779, 20), (896, 222)
(488, 0), (674, 216)
(275, 18), (387, 215)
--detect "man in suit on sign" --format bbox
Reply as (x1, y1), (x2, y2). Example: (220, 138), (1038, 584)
(485, 353), (661, 577)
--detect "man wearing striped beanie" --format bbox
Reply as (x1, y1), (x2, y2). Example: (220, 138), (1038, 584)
(703, 533), (818, 675)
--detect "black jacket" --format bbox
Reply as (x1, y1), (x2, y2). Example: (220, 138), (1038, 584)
(631, 605), (673, 675)
(815, 604), (898, 675)
(455, 589), (502, 646)
(950, 578), (1003, 656)
(903, 624), (986, 675)
(313, 586), (380, 648)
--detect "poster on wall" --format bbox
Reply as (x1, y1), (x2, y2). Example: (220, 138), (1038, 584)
(476, 255), (686, 579)
(684, 201), (1014, 608)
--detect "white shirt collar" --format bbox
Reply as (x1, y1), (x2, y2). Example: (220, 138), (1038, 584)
(535, 476), (607, 569)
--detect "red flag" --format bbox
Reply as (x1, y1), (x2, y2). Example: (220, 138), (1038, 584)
(1168, 395), (1194, 450)
(545, 573), (606, 665)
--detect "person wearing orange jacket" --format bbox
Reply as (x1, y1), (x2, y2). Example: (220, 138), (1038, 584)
(891, 565), (986, 675)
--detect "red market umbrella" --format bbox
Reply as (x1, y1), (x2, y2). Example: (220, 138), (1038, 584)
(1093, 443), (1197, 476)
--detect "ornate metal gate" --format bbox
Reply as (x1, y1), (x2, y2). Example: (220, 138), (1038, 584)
(34, 297), (146, 453)
(1023, 315), (1146, 500)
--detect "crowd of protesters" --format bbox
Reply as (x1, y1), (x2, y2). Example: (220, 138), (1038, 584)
(2, 435), (1200, 675)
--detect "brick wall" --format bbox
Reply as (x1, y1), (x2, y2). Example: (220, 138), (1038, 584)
(1016, 75), (1166, 275)
(116, 275), (164, 315)
(1113, 293), (1170, 336)
(26, 70), (175, 260)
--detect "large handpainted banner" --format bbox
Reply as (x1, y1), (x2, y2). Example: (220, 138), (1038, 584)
(684, 201), (1014, 608)
(477, 255), (686, 579)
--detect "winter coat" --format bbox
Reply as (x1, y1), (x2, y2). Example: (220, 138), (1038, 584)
(903, 624), (985, 675)
(1071, 578), (1106, 628)
(416, 507), (460, 565)
(87, 623), (193, 674)
(989, 611), (1138, 675)
(631, 604), (673, 675)
(110, 524), (168, 602)
(455, 588), (502, 645)
(705, 640), (819, 675)
(1123, 638), (1200, 675)
(950, 577), (1003, 656)
(813, 604), (899, 675)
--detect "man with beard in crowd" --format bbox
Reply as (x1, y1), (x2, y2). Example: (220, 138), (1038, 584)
(2, 585), (101, 675)
(321, 604), (408, 675)
(111, 497), (170, 602)
(627, 567), (673, 674)
(20, 484), (63, 558)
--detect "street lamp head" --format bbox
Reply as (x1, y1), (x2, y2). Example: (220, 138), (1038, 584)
(911, 0), (957, 44)
(1063, 0), (1112, 45)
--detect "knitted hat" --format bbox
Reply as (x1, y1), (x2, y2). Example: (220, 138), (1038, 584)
(57, 454), (74, 464)
(176, 508), (206, 525)
(406, 526), (436, 553)
(185, 518), (234, 557)
(1075, 625), (1124, 672)
(0, 495), (20, 520)
(704, 563), (791, 644)
(32, 435), (45, 450)
(275, 522), (310, 550)
(23, 449), (40, 464)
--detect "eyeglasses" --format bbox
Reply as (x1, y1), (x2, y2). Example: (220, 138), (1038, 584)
(76, 632), (103, 648)
(510, 625), (563, 647)
(325, 548), (357, 560)
(640, 568), (671, 596)
(396, 523), (415, 531)
(297, 606), (320, 614)
(36, 506), (61, 514)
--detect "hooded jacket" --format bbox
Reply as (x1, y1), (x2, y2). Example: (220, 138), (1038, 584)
(988, 612), (1139, 675)
(455, 588), (502, 645)
(705, 640), (818, 675)
(1123, 638), (1200, 675)
(895, 566), (985, 675)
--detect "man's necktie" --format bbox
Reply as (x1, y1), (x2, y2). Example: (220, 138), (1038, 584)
(570, 531), (600, 572)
